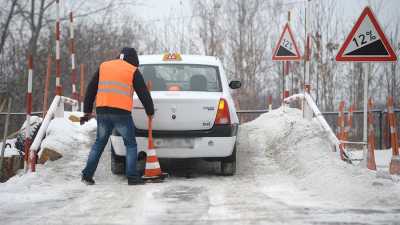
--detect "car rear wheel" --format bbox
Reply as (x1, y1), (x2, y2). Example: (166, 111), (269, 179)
(220, 144), (236, 176)
(110, 143), (147, 176)
(111, 143), (125, 175)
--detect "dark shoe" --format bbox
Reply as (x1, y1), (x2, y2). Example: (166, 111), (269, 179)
(128, 176), (145, 185)
(81, 175), (95, 185)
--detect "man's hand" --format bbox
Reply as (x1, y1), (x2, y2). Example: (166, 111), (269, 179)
(147, 110), (154, 119)
(80, 113), (92, 125)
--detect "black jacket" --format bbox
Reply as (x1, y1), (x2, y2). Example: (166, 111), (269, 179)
(84, 48), (154, 116)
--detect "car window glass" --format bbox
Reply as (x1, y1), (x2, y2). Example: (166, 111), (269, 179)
(140, 64), (221, 92)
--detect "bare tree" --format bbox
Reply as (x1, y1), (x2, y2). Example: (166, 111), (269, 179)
(0, 0), (19, 55)
(192, 0), (225, 57)
(224, 0), (273, 109)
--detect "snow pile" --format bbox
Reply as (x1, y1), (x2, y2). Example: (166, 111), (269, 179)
(40, 112), (96, 156)
(239, 107), (400, 208)
(0, 112), (97, 208)
(20, 116), (43, 137)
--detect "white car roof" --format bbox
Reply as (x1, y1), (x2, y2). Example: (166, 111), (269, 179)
(139, 54), (221, 66)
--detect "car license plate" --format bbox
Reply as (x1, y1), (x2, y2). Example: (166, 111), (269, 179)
(153, 138), (194, 149)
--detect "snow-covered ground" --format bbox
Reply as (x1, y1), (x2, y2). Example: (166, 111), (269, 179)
(0, 108), (399, 225)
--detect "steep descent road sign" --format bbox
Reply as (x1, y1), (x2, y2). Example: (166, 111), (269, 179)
(336, 6), (397, 62)
(272, 23), (301, 61)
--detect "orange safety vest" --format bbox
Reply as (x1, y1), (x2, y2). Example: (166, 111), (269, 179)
(96, 59), (137, 112)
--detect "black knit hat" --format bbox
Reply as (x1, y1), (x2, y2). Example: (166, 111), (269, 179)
(120, 47), (139, 66)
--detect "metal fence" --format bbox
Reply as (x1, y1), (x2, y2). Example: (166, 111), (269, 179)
(237, 109), (400, 150)
(0, 112), (43, 139)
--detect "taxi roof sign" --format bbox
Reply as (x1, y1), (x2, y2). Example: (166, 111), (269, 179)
(163, 53), (182, 61)
(272, 23), (301, 61)
(336, 6), (397, 62)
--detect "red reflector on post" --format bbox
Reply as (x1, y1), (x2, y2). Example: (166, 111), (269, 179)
(215, 99), (230, 125)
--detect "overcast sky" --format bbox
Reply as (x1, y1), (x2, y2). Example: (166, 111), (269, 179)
(61, 0), (399, 51)
(131, 0), (400, 24)
(129, 0), (400, 39)
(62, 0), (400, 31)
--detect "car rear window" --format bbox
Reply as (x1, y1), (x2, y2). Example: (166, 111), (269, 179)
(140, 64), (222, 92)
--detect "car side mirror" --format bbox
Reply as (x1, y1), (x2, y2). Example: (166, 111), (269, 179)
(229, 80), (241, 89)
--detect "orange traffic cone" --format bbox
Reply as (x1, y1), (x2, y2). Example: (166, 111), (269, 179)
(367, 98), (376, 170)
(142, 116), (168, 181)
(387, 96), (400, 175)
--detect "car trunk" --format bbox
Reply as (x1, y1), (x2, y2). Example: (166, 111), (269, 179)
(132, 92), (222, 131)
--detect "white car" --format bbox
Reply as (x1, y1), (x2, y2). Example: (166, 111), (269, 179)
(110, 53), (241, 176)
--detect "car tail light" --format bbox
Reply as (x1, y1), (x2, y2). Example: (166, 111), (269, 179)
(215, 98), (230, 125)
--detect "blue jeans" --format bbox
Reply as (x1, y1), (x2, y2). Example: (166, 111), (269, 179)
(82, 113), (138, 179)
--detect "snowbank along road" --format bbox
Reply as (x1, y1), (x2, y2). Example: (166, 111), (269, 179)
(0, 108), (399, 225)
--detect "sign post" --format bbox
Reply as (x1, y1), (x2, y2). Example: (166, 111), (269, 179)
(336, 6), (397, 166)
(272, 20), (301, 108)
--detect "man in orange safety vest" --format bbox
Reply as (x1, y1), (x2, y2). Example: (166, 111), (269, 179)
(81, 47), (154, 185)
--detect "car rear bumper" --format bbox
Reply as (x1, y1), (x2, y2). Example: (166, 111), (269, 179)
(133, 124), (239, 138)
(110, 136), (236, 158)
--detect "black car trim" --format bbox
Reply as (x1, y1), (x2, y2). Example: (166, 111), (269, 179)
(112, 124), (238, 138)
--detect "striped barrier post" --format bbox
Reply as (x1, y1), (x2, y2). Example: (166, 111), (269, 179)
(367, 98), (376, 170)
(69, 12), (78, 101)
(383, 112), (390, 149)
(55, 0), (61, 96)
(348, 104), (355, 134)
(303, 84), (312, 120)
(338, 101), (346, 160)
(387, 96), (400, 174)
(268, 95), (272, 111)
(25, 55), (33, 172)
(80, 64), (85, 111)
(343, 108), (350, 147)
(42, 54), (51, 118)
(284, 90), (290, 99)
(337, 101), (345, 140)
(342, 104), (355, 147)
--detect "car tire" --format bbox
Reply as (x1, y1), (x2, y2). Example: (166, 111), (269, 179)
(111, 143), (125, 175)
(137, 152), (146, 177)
(220, 144), (236, 176)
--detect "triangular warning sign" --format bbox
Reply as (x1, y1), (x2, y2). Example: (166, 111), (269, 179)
(272, 23), (301, 61)
(336, 6), (397, 62)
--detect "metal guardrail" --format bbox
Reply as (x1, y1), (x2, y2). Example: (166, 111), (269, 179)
(236, 109), (269, 114)
(0, 112), (43, 115)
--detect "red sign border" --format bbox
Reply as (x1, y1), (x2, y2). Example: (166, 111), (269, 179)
(272, 23), (302, 61)
(336, 6), (397, 62)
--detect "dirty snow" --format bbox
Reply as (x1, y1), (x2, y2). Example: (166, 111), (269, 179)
(0, 108), (399, 225)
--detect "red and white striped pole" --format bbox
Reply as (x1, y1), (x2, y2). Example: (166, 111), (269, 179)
(80, 63), (85, 111)
(69, 12), (78, 102)
(25, 55), (33, 172)
(55, 0), (62, 96)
